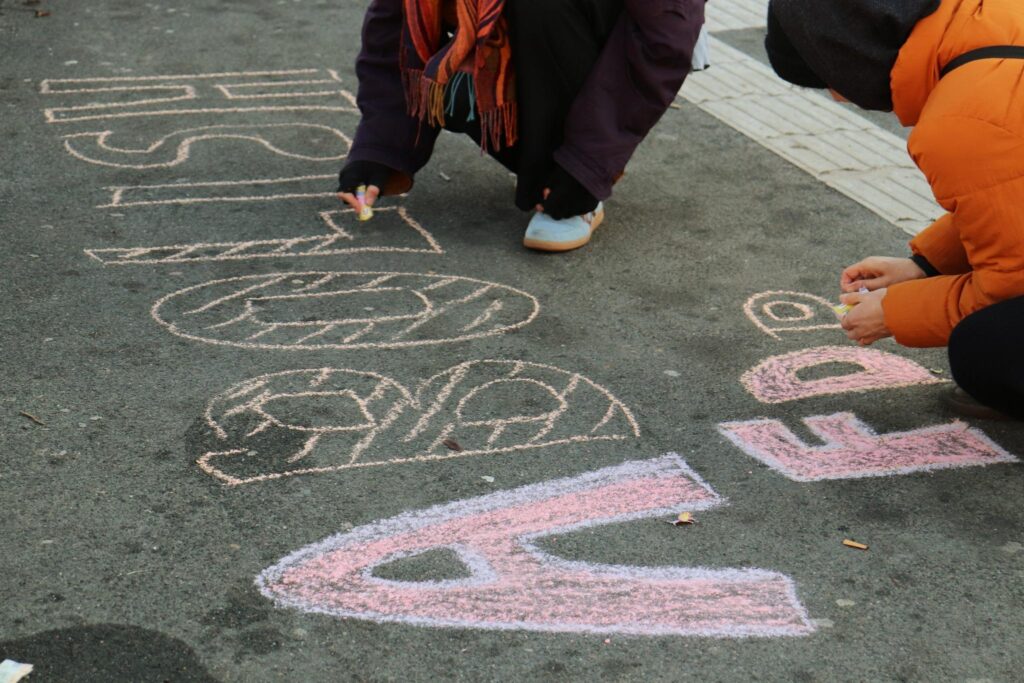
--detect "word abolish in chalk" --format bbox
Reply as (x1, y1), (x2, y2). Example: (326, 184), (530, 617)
(355, 185), (374, 221)
(833, 287), (870, 317)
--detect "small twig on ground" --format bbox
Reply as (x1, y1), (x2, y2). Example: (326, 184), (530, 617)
(19, 410), (45, 426)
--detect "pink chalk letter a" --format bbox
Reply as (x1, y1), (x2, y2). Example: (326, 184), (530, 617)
(258, 455), (813, 637)
(718, 412), (1017, 481)
(742, 346), (944, 404)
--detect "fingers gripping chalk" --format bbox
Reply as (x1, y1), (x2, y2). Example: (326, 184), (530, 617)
(358, 184), (378, 222)
(833, 287), (870, 318)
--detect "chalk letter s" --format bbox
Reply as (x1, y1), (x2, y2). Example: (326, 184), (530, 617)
(258, 455), (813, 637)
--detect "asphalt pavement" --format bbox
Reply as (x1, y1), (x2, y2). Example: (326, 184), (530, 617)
(2, 1), (1023, 681)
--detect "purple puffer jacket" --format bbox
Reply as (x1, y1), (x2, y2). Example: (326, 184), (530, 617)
(347, 0), (706, 201)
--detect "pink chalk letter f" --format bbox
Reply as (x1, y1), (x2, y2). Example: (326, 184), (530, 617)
(719, 412), (1016, 481)
(258, 456), (813, 637)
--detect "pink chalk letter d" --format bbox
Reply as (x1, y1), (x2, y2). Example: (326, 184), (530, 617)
(258, 455), (813, 637)
(742, 346), (944, 404)
(718, 413), (1017, 481)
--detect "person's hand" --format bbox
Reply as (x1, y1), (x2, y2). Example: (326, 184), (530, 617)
(839, 288), (891, 345)
(337, 160), (393, 212)
(538, 165), (598, 220)
(840, 256), (926, 293)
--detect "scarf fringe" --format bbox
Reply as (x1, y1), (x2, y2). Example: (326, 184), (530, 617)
(403, 68), (517, 152)
(479, 100), (517, 152)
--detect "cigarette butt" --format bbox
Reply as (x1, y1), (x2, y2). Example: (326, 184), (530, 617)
(669, 512), (695, 526)
(842, 539), (869, 550)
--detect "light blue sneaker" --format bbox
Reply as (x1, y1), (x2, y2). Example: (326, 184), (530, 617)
(523, 202), (605, 252)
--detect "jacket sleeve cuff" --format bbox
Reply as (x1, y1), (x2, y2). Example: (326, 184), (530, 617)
(882, 278), (960, 348)
(552, 147), (615, 202)
(346, 145), (415, 196)
(909, 212), (970, 275)
(910, 254), (940, 277)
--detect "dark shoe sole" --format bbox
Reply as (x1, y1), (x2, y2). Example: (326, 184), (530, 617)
(944, 387), (1011, 420)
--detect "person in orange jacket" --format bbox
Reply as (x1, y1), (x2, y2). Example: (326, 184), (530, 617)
(765, 0), (1024, 419)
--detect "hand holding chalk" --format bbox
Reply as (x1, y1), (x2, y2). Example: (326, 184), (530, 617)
(840, 256), (927, 292)
(839, 287), (892, 346)
(355, 185), (374, 221)
(336, 160), (390, 217)
(833, 287), (869, 317)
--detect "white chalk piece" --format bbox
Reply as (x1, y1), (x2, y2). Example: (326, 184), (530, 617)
(691, 25), (711, 72)
(0, 660), (34, 683)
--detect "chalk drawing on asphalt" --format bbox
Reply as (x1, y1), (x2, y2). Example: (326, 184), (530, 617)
(742, 346), (946, 404)
(198, 361), (640, 486)
(257, 455), (814, 637)
(718, 412), (1017, 481)
(99, 175), (337, 208)
(40, 69), (357, 124)
(152, 272), (539, 351)
(62, 123), (351, 169)
(86, 207), (442, 265)
(743, 291), (841, 339)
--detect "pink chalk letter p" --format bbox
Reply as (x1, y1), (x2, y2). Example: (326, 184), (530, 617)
(258, 456), (813, 637)
(742, 346), (944, 404)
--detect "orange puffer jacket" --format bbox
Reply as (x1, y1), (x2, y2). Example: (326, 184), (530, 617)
(884, 0), (1024, 347)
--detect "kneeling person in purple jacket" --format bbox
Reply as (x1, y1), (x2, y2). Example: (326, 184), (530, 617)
(336, 0), (705, 252)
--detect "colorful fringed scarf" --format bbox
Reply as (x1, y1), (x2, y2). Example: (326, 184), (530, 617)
(401, 0), (517, 150)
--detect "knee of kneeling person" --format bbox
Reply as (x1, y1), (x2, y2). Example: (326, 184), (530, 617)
(635, 3), (703, 66)
(948, 319), (980, 394)
(947, 307), (999, 383)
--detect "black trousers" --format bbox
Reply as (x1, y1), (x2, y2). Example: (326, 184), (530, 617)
(444, 0), (624, 210)
(948, 296), (1024, 419)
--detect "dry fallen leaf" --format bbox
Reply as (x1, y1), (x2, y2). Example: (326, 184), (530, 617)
(35, 9), (51, 17)
(442, 438), (463, 452)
